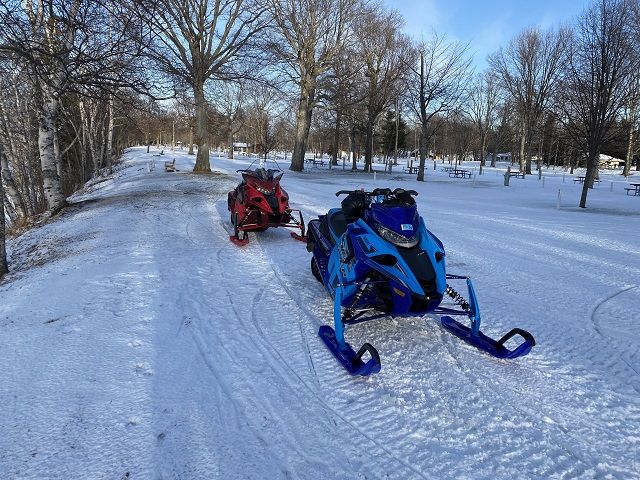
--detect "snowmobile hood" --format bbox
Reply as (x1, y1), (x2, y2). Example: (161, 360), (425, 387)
(368, 203), (420, 241)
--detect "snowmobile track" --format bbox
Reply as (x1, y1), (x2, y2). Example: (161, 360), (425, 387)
(254, 236), (433, 480)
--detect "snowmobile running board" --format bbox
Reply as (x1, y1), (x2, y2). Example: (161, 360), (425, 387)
(440, 316), (535, 359)
(230, 232), (306, 246)
(290, 232), (307, 242)
(229, 235), (249, 247)
(318, 325), (381, 376)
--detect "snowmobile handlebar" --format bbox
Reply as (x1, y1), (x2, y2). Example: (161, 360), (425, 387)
(335, 188), (418, 198)
(236, 168), (282, 173)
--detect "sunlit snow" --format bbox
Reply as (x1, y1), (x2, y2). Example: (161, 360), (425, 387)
(1, 147), (639, 479)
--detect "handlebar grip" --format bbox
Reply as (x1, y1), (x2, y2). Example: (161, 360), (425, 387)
(335, 190), (363, 196)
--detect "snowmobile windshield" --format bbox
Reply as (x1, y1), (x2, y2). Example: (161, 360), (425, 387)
(244, 168), (282, 195)
(369, 203), (421, 248)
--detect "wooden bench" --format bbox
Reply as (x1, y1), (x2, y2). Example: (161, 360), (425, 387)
(164, 159), (176, 172)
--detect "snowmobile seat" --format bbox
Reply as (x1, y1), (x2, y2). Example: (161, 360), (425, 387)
(341, 193), (368, 221)
(318, 211), (350, 246)
(329, 212), (350, 240)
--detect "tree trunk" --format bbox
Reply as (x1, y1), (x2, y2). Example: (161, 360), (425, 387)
(0, 140), (10, 276)
(227, 119), (234, 159)
(0, 144), (27, 220)
(519, 126), (526, 173)
(580, 148), (599, 208)
(0, 173), (7, 277)
(525, 126), (534, 174)
(480, 130), (487, 166)
(417, 120), (428, 181)
(291, 104), (311, 171)
(364, 121), (374, 172)
(624, 104), (634, 177)
(291, 85), (315, 172)
(106, 95), (115, 174)
(39, 95), (66, 211)
(193, 83), (211, 172)
(332, 110), (341, 167)
(350, 121), (358, 170)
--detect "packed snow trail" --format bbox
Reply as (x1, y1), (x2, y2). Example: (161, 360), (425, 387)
(1, 148), (639, 479)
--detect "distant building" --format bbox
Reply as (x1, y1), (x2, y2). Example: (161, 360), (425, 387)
(233, 142), (250, 153)
(598, 154), (624, 169)
(486, 152), (512, 163)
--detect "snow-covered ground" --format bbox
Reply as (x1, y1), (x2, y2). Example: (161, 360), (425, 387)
(1, 146), (639, 480)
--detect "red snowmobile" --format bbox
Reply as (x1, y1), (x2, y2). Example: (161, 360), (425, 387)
(227, 166), (306, 246)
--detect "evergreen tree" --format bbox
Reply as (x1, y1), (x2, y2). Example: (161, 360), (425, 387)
(381, 110), (407, 157)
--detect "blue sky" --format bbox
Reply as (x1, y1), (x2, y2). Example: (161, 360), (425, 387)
(386, 0), (589, 70)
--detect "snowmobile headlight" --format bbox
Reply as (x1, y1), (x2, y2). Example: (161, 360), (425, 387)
(255, 185), (276, 195)
(375, 223), (420, 248)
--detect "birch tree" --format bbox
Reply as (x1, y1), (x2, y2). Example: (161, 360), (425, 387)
(0, 0), (89, 211)
(0, 62), (32, 219)
(0, 141), (8, 278)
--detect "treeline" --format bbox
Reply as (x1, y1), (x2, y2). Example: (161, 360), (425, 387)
(2, 0), (640, 276)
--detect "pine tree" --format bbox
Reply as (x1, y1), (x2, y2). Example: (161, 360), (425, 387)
(381, 110), (407, 157)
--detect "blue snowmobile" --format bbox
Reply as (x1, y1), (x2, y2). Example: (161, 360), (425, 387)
(306, 188), (535, 376)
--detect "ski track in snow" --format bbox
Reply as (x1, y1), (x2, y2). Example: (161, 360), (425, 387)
(1, 148), (639, 479)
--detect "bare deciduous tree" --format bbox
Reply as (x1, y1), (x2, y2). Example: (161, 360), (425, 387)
(357, 5), (411, 173)
(404, 31), (472, 181)
(211, 81), (246, 160)
(467, 71), (499, 166)
(556, 0), (636, 207)
(323, 48), (366, 168)
(269, 0), (361, 172)
(489, 25), (570, 174)
(137, 0), (268, 172)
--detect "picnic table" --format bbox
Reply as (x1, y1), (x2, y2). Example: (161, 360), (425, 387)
(510, 171), (525, 179)
(404, 165), (419, 174)
(448, 169), (472, 178)
(574, 176), (601, 184)
(305, 157), (325, 167)
(442, 166), (456, 173)
(625, 183), (640, 196)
